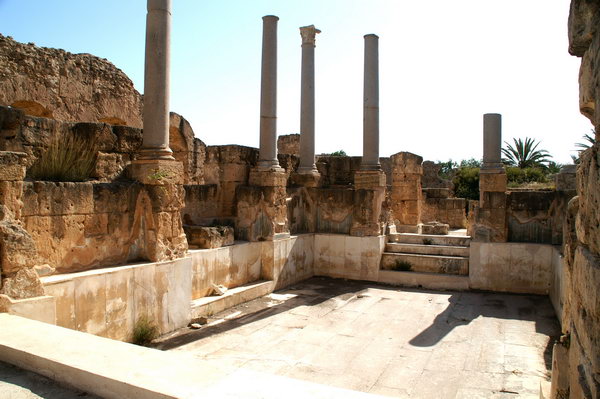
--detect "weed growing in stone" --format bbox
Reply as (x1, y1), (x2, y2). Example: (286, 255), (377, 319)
(27, 131), (97, 181)
(422, 238), (433, 245)
(132, 315), (159, 346)
(392, 260), (412, 272)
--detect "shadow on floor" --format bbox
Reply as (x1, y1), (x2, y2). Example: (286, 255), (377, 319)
(156, 276), (561, 372)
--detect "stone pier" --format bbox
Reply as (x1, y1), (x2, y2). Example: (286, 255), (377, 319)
(471, 113), (507, 242)
(130, 0), (187, 260)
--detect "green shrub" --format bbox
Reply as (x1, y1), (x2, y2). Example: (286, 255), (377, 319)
(506, 167), (547, 185)
(27, 131), (97, 182)
(329, 150), (347, 156)
(132, 315), (159, 346)
(452, 167), (480, 200)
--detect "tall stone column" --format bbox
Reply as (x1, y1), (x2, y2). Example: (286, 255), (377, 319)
(257, 15), (283, 172)
(482, 113), (503, 170)
(139, 0), (174, 161)
(352, 34), (386, 237)
(246, 16), (289, 241)
(362, 34), (380, 171)
(298, 25), (320, 175)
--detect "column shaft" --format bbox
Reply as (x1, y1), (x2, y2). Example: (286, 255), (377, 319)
(140, 0), (173, 160)
(298, 25), (320, 174)
(258, 15), (281, 170)
(362, 34), (380, 170)
(483, 113), (502, 169)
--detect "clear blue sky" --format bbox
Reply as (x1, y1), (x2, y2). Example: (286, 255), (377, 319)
(0, 0), (591, 163)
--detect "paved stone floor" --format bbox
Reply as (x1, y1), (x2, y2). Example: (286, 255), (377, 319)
(0, 361), (99, 399)
(159, 277), (559, 399)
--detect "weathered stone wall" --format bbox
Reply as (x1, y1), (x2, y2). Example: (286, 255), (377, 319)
(21, 181), (187, 274)
(277, 133), (300, 155)
(506, 190), (574, 245)
(550, 2), (600, 397)
(390, 152), (423, 231)
(422, 161), (453, 190)
(421, 188), (467, 228)
(0, 35), (143, 127)
(315, 156), (392, 187)
(0, 106), (204, 184)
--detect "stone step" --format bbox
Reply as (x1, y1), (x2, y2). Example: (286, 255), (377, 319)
(385, 242), (470, 257)
(388, 233), (471, 247)
(378, 270), (469, 291)
(190, 280), (273, 318)
(380, 252), (469, 275)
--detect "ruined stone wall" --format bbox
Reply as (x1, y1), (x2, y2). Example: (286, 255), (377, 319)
(550, 2), (600, 397)
(277, 133), (300, 155)
(315, 156), (392, 187)
(506, 190), (574, 245)
(0, 35), (143, 127)
(0, 106), (204, 185)
(21, 181), (186, 274)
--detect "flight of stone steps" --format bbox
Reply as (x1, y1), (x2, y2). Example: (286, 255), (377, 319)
(379, 231), (471, 290)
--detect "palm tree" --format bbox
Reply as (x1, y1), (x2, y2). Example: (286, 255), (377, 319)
(501, 137), (551, 168)
(572, 129), (596, 164)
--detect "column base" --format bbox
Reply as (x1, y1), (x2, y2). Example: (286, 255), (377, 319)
(130, 159), (184, 185)
(256, 159), (285, 173)
(136, 147), (175, 161)
(354, 169), (386, 189)
(481, 163), (505, 172)
(249, 168), (287, 187)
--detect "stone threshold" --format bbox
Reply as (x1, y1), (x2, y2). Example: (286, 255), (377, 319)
(190, 280), (274, 318)
(378, 269), (470, 291)
(0, 313), (390, 399)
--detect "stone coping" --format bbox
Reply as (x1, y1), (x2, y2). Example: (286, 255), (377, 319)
(40, 257), (192, 285)
(0, 314), (390, 399)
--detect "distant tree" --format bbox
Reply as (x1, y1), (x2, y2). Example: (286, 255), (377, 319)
(329, 150), (347, 156)
(459, 158), (482, 168)
(545, 161), (563, 174)
(437, 159), (458, 180)
(501, 137), (551, 168)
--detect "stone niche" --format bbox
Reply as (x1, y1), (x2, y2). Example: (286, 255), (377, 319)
(0, 34), (143, 127)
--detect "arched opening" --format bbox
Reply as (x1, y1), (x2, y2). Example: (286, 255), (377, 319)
(98, 116), (127, 126)
(10, 100), (53, 119)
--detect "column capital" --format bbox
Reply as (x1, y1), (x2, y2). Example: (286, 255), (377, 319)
(300, 25), (321, 46)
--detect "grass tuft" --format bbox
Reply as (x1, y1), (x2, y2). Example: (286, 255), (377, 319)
(132, 315), (159, 346)
(27, 131), (97, 181)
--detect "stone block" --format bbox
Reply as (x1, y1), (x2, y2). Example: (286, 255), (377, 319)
(423, 188), (450, 199)
(0, 151), (27, 181)
(248, 169), (287, 187)
(291, 171), (322, 188)
(390, 152), (423, 175)
(185, 225), (234, 249)
(419, 222), (449, 235)
(0, 268), (44, 299)
(354, 170), (386, 189)
(392, 184), (420, 201)
(0, 207), (38, 275)
(43, 280), (76, 330)
(221, 163), (249, 182)
(129, 159), (184, 185)
(568, 0), (599, 56)
(0, 181), (24, 219)
(480, 191), (507, 209)
(0, 294), (56, 324)
(479, 171), (507, 193)
(22, 181), (94, 216)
